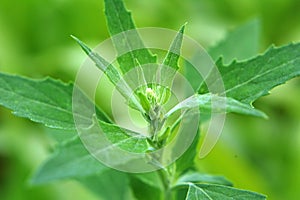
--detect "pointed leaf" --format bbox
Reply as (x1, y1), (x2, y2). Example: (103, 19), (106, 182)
(176, 172), (233, 187)
(159, 24), (185, 87)
(163, 24), (185, 70)
(31, 121), (149, 184)
(72, 36), (145, 113)
(104, 0), (156, 73)
(165, 94), (267, 118)
(71, 35), (122, 85)
(98, 120), (149, 153)
(184, 183), (266, 200)
(200, 43), (300, 104)
(0, 73), (110, 130)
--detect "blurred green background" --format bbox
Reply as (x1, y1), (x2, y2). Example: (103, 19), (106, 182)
(0, 0), (300, 199)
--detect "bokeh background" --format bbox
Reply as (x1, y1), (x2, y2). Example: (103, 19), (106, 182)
(0, 0), (300, 199)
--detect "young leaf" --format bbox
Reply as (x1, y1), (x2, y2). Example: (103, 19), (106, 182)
(71, 35), (122, 85)
(165, 93), (267, 118)
(162, 24), (185, 70)
(208, 19), (261, 64)
(0, 73), (109, 130)
(31, 137), (108, 184)
(200, 43), (300, 104)
(184, 183), (266, 200)
(99, 120), (149, 153)
(104, 0), (156, 73)
(158, 24), (185, 87)
(175, 172), (233, 187)
(72, 36), (145, 113)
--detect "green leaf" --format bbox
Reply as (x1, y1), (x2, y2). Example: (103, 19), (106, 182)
(175, 172), (233, 187)
(160, 25), (185, 85)
(71, 35), (122, 85)
(31, 137), (107, 184)
(0, 73), (110, 130)
(32, 120), (151, 184)
(174, 132), (199, 175)
(184, 183), (266, 200)
(182, 58), (205, 92)
(163, 24), (185, 71)
(78, 170), (137, 200)
(183, 19), (260, 92)
(45, 128), (77, 144)
(98, 120), (149, 153)
(132, 172), (164, 190)
(165, 94), (267, 118)
(72, 36), (145, 113)
(200, 43), (300, 104)
(208, 19), (261, 64)
(31, 120), (150, 184)
(130, 173), (164, 200)
(104, 0), (156, 73)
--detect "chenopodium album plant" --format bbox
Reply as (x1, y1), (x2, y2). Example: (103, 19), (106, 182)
(1, 0), (300, 199)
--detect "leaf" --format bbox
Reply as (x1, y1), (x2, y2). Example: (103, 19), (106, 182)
(72, 36), (145, 113)
(78, 170), (137, 200)
(175, 172), (233, 186)
(131, 172), (164, 190)
(71, 35), (122, 85)
(174, 132), (199, 175)
(200, 43), (300, 104)
(184, 183), (266, 200)
(31, 137), (107, 184)
(45, 128), (77, 144)
(31, 121), (149, 184)
(104, 0), (156, 73)
(163, 24), (185, 70)
(159, 24), (186, 86)
(183, 60), (203, 92)
(209, 19), (261, 64)
(183, 19), (260, 92)
(130, 173), (164, 200)
(165, 93), (267, 118)
(98, 120), (149, 153)
(0, 73), (110, 130)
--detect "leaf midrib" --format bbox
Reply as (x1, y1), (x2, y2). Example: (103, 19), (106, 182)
(223, 57), (299, 95)
(0, 83), (90, 123)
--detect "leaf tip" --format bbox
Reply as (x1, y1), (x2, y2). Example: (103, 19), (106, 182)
(71, 35), (92, 56)
(180, 22), (188, 32)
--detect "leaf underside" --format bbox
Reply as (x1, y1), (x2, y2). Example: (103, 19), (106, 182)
(185, 183), (266, 200)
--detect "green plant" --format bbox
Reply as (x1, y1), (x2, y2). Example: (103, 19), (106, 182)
(0, 0), (299, 199)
